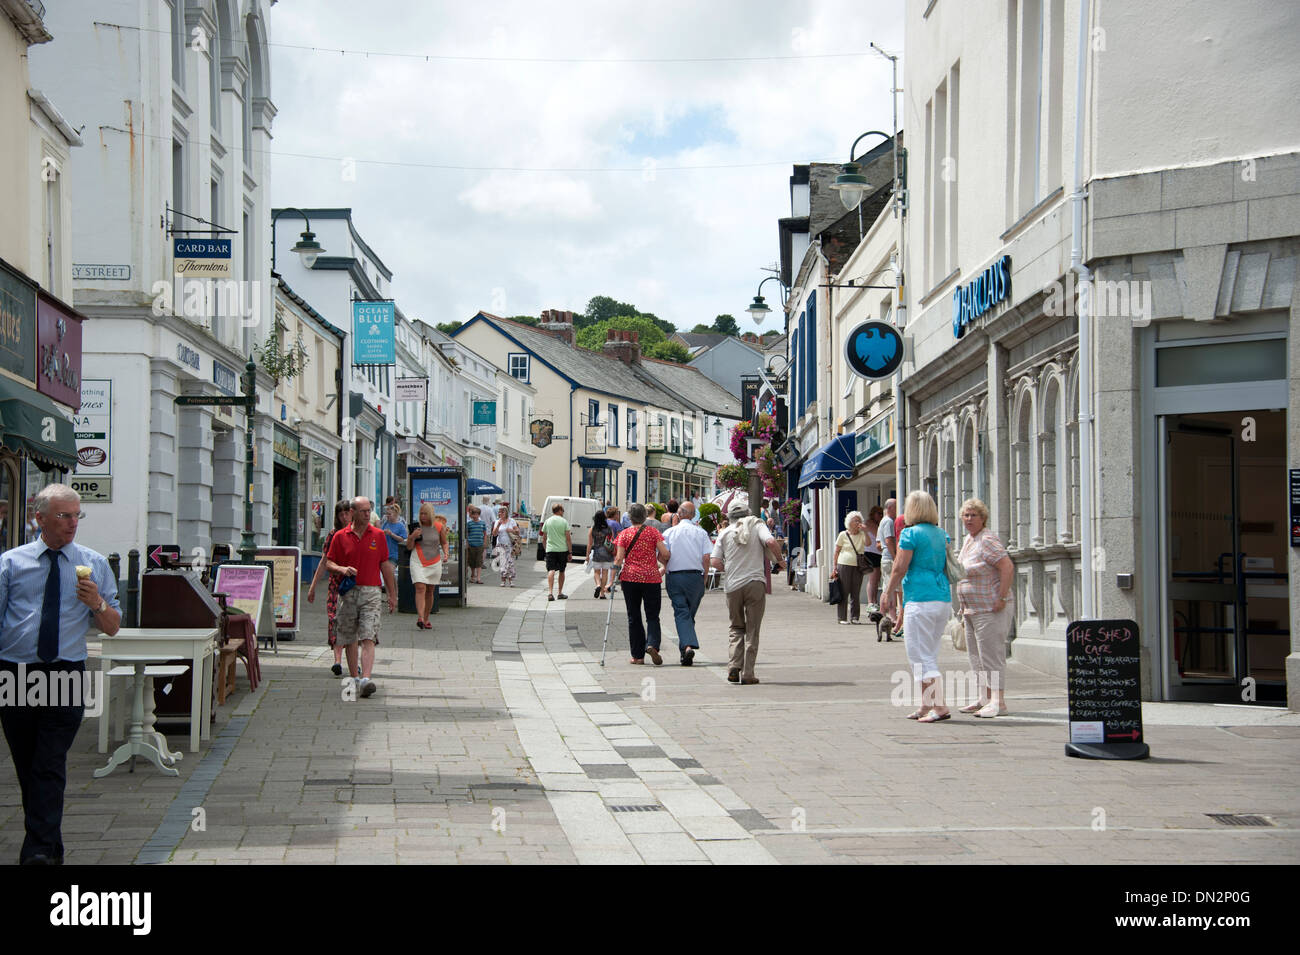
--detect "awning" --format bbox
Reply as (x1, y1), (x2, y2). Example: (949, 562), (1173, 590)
(466, 477), (504, 496)
(577, 456), (623, 470)
(797, 434), (855, 490)
(0, 376), (77, 471)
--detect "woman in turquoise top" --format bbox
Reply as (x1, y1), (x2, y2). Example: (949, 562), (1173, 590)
(881, 490), (953, 723)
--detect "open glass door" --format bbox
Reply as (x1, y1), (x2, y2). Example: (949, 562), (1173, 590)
(1162, 411), (1289, 702)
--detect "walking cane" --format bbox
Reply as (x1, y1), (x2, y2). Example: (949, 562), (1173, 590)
(600, 565), (621, 668)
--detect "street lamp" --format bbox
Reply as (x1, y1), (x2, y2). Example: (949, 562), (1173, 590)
(746, 275), (784, 325)
(271, 207), (326, 274)
(830, 130), (893, 211)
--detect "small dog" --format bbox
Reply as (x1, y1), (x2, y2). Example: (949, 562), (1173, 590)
(875, 612), (894, 643)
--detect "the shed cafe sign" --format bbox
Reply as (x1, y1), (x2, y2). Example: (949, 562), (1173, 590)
(952, 255), (1011, 339)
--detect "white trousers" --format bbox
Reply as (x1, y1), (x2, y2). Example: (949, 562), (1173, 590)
(903, 600), (952, 681)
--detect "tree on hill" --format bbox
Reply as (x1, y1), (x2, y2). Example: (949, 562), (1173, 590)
(576, 315), (667, 352)
(711, 314), (740, 337)
(582, 295), (676, 335)
(645, 340), (691, 363)
(508, 315), (539, 326)
(436, 321), (463, 335)
(690, 323), (711, 334)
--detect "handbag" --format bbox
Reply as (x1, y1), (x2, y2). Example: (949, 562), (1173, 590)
(946, 613), (966, 651)
(944, 540), (967, 585)
(846, 531), (870, 573)
(828, 577), (844, 605)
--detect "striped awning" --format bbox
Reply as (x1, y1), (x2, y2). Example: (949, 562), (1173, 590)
(0, 376), (77, 471)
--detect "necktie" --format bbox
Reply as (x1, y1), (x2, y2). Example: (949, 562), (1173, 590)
(38, 550), (61, 663)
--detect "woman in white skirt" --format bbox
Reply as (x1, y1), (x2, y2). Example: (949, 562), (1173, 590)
(881, 490), (953, 723)
(491, 505), (520, 586)
(406, 502), (448, 629)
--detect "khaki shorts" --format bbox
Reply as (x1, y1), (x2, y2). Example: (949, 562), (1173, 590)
(335, 586), (382, 645)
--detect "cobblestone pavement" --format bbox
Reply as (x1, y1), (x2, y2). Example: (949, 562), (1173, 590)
(4, 560), (1298, 865)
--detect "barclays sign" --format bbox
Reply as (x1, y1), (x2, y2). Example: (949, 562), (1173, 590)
(952, 255), (1011, 339)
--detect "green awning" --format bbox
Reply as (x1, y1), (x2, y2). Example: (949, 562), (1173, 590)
(0, 376), (77, 471)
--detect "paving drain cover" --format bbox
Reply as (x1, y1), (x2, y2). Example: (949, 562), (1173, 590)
(608, 804), (663, 813)
(1206, 813), (1274, 827)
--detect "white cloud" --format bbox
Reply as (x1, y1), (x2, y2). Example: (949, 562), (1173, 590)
(268, 0), (904, 331)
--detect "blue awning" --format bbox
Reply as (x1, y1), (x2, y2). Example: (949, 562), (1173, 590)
(797, 434), (856, 489)
(466, 477), (505, 496)
(577, 456), (622, 469)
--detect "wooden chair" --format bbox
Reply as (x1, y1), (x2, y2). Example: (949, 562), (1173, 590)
(216, 639), (244, 704)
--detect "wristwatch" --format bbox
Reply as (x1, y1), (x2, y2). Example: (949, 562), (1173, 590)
(95, 599), (107, 614)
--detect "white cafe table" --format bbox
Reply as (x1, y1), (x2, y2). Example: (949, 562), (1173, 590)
(93, 656), (189, 778)
(91, 627), (219, 755)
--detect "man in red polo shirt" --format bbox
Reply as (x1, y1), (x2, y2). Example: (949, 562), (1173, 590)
(325, 497), (397, 698)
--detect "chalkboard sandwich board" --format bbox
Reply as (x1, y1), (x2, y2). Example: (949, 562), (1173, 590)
(1065, 618), (1150, 760)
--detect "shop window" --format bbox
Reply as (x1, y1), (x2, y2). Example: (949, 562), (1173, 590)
(959, 418), (977, 536)
(0, 454), (20, 554)
(1040, 376), (1063, 544)
(1011, 390), (1035, 548)
(940, 427), (957, 540)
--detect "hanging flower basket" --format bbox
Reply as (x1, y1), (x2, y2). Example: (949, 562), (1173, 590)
(714, 463), (748, 490)
(778, 499), (801, 525)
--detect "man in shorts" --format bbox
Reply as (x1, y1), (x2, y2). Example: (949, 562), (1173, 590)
(540, 502), (572, 601)
(325, 497), (397, 698)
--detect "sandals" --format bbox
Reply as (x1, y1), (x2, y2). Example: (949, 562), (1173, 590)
(918, 711), (951, 723)
(959, 701), (989, 714)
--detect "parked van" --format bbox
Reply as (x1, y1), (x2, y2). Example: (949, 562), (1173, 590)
(536, 496), (602, 562)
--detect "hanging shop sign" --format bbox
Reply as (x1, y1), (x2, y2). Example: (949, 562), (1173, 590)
(0, 259), (37, 385)
(646, 424), (665, 450)
(585, 426), (607, 455)
(740, 377), (761, 423)
(472, 400), (496, 425)
(73, 379), (112, 476)
(844, 321), (904, 380)
(352, 300), (396, 364)
(172, 238), (232, 278)
(529, 417), (554, 448)
(952, 255), (1011, 340)
(36, 293), (83, 408)
(395, 377), (428, 402)
(273, 426), (300, 470)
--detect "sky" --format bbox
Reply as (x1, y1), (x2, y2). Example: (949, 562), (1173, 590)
(267, 0), (904, 336)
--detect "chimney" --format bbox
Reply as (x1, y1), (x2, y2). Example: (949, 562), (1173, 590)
(603, 328), (641, 365)
(538, 308), (575, 346)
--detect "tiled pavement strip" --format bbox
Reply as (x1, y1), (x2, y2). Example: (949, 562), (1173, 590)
(4, 557), (1300, 865)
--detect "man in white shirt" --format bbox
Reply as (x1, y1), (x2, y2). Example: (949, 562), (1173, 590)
(661, 502), (713, 665)
(710, 500), (784, 685)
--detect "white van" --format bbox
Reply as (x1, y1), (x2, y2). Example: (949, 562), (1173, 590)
(536, 496), (602, 562)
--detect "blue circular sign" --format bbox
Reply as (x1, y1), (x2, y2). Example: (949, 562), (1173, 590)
(844, 321), (904, 380)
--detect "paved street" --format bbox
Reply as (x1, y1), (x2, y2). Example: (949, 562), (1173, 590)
(3, 559), (1298, 865)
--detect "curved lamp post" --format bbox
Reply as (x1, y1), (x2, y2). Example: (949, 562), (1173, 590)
(745, 275), (785, 326)
(271, 207), (326, 275)
(830, 129), (895, 211)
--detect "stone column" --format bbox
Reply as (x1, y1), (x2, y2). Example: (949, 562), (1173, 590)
(176, 405), (214, 557)
(211, 427), (241, 550)
(148, 361), (180, 545)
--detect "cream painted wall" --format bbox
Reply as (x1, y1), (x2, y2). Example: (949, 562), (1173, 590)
(1, 21), (31, 269)
(1092, 1), (1300, 177)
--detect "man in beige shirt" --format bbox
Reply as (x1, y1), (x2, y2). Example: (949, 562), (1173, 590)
(710, 500), (784, 685)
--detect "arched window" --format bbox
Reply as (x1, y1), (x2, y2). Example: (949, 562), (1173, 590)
(923, 431), (940, 507)
(1065, 359), (1080, 542)
(1040, 372), (1063, 544)
(958, 412), (977, 537)
(940, 420), (957, 539)
(1011, 384), (1035, 549)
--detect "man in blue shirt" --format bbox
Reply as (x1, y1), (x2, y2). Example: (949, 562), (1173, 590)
(0, 484), (121, 864)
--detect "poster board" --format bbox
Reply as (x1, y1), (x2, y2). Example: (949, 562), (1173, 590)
(408, 466), (465, 604)
(212, 564), (275, 639)
(255, 546), (301, 632)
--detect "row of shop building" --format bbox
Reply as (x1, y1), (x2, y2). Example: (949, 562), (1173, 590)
(1, 3), (540, 579)
(776, 0), (1300, 707)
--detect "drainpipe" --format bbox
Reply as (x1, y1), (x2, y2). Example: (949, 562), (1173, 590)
(1071, 0), (1095, 619)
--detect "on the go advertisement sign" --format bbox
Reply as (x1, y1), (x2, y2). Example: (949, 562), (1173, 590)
(352, 300), (395, 364)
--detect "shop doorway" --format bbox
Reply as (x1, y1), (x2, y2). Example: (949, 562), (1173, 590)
(272, 463), (297, 546)
(1161, 410), (1289, 703)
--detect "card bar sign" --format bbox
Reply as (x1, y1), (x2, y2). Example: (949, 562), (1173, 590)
(353, 301), (396, 364)
(172, 238), (231, 278)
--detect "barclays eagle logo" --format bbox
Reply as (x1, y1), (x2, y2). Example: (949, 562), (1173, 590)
(854, 325), (899, 372)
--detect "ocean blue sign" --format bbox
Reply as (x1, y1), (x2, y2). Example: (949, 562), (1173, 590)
(952, 255), (1011, 339)
(353, 300), (396, 364)
(844, 321), (904, 380)
(472, 400), (496, 425)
